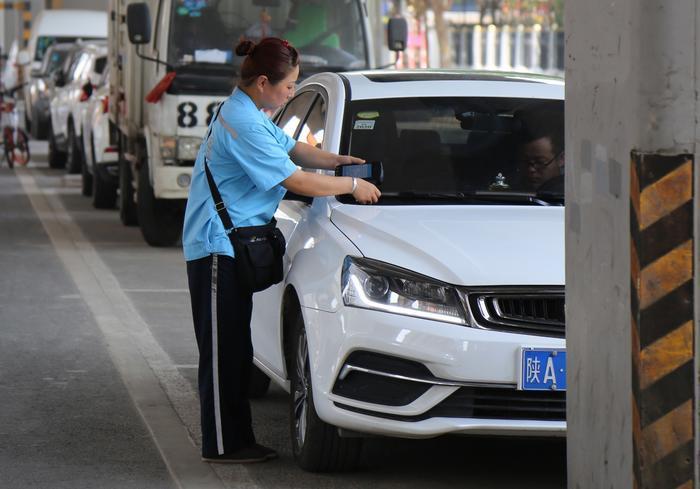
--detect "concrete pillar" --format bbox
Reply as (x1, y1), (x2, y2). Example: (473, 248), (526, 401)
(566, 0), (698, 488)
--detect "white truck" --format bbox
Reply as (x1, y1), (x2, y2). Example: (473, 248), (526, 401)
(109, 0), (407, 246)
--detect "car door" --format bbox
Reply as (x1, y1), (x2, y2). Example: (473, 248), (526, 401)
(251, 89), (329, 380)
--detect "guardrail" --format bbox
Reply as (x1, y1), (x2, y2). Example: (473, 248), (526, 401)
(450, 24), (564, 77)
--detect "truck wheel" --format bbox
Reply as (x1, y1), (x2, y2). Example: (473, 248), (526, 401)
(66, 122), (83, 174)
(119, 158), (138, 226)
(48, 125), (66, 169)
(137, 161), (183, 247)
(289, 311), (363, 472)
(249, 365), (271, 399)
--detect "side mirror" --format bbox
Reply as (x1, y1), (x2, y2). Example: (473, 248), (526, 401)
(80, 82), (93, 101)
(126, 3), (151, 45)
(17, 50), (31, 66)
(387, 17), (408, 52)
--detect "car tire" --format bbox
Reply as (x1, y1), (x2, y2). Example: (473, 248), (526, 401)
(48, 124), (66, 169)
(289, 311), (363, 472)
(137, 160), (183, 247)
(66, 122), (83, 174)
(248, 365), (271, 399)
(81, 150), (93, 197)
(119, 158), (138, 226)
(92, 140), (117, 209)
(30, 107), (49, 140)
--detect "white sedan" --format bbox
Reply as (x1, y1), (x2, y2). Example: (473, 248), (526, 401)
(80, 68), (118, 208)
(250, 70), (566, 472)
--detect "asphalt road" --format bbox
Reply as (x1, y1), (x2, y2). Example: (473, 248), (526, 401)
(0, 143), (566, 488)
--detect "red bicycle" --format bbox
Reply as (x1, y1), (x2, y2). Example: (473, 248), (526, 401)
(0, 85), (30, 169)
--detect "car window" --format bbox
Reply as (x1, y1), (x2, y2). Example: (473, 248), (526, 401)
(40, 48), (69, 75)
(297, 96), (326, 148)
(35, 36), (79, 61)
(94, 56), (107, 75)
(276, 92), (316, 139)
(344, 97), (565, 202)
(68, 53), (90, 82)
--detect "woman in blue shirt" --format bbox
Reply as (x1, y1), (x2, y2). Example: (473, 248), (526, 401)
(184, 37), (379, 464)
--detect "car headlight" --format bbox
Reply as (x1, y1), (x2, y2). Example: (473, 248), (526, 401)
(177, 136), (202, 161)
(341, 257), (468, 325)
(160, 136), (177, 165)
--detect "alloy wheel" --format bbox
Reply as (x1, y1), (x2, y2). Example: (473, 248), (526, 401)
(293, 328), (310, 449)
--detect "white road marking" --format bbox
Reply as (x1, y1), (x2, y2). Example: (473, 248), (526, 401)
(17, 167), (263, 489)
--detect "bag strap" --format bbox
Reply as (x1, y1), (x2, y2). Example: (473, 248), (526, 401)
(202, 101), (236, 232)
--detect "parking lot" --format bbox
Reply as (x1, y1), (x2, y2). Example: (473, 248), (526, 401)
(0, 143), (567, 487)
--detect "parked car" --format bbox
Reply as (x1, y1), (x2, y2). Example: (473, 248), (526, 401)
(26, 43), (73, 140)
(81, 66), (118, 208)
(249, 70), (566, 471)
(21, 9), (107, 133)
(48, 41), (107, 173)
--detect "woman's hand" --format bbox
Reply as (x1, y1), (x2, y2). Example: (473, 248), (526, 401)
(352, 178), (381, 204)
(335, 154), (365, 167)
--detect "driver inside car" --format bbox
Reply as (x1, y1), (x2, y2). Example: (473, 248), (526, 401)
(516, 115), (565, 193)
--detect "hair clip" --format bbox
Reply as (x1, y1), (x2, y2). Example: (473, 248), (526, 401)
(281, 39), (291, 49)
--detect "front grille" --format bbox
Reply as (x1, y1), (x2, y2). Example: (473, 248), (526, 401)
(336, 386), (565, 422)
(467, 289), (565, 338)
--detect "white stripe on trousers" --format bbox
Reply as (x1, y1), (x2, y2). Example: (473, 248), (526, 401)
(211, 254), (224, 454)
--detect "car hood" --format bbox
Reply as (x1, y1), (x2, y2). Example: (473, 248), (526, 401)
(330, 204), (564, 286)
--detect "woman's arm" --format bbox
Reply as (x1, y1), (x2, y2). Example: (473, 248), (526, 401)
(281, 170), (381, 204)
(289, 141), (364, 170)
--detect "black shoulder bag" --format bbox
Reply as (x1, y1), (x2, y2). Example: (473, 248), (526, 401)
(203, 102), (286, 293)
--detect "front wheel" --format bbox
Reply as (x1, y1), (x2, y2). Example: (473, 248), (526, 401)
(119, 158), (138, 226)
(66, 122), (83, 174)
(4, 128), (30, 168)
(289, 312), (363, 472)
(137, 161), (183, 247)
(48, 125), (66, 169)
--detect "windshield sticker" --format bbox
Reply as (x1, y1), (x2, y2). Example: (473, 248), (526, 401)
(357, 111), (380, 119)
(354, 120), (375, 131)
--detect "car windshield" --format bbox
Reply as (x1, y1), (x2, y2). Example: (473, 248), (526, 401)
(39, 48), (70, 75)
(167, 0), (367, 72)
(35, 36), (100, 62)
(344, 97), (565, 205)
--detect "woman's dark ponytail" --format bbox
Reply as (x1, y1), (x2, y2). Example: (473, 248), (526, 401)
(235, 37), (300, 86)
(235, 40), (256, 57)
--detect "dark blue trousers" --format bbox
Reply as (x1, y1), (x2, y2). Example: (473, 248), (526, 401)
(186, 254), (256, 457)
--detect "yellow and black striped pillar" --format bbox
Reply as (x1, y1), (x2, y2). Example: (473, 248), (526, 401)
(0, 2), (31, 48)
(630, 152), (695, 489)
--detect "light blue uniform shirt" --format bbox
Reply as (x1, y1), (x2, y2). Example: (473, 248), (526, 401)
(183, 88), (298, 261)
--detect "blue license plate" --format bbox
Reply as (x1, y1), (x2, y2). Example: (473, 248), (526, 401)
(520, 349), (566, 391)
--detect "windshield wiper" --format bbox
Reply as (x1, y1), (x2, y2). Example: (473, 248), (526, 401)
(382, 191), (558, 206)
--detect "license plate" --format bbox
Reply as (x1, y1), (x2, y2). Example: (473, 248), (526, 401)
(519, 348), (566, 391)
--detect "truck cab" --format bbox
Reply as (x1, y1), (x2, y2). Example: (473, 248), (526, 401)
(110, 0), (405, 246)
